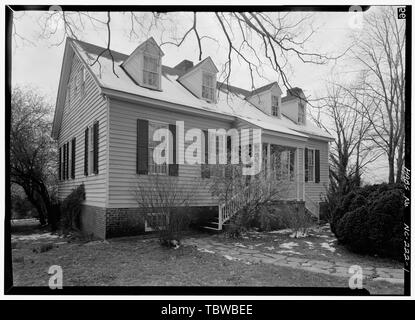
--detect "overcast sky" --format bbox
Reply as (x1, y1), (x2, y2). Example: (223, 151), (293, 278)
(11, 7), (390, 183)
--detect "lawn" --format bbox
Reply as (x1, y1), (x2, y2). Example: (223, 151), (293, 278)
(10, 220), (404, 294)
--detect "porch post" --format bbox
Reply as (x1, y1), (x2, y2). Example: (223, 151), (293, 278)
(296, 147), (300, 200)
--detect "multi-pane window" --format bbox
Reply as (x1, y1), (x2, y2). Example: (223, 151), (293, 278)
(202, 73), (215, 101)
(271, 95), (280, 117)
(88, 124), (94, 175)
(143, 55), (159, 88)
(307, 149), (315, 182)
(148, 121), (168, 175)
(298, 103), (305, 124)
(84, 122), (99, 176)
(270, 146), (294, 181)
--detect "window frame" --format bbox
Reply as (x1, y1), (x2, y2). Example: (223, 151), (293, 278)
(202, 72), (215, 102)
(306, 148), (315, 183)
(85, 122), (98, 176)
(271, 95), (280, 117)
(142, 54), (161, 89)
(298, 102), (305, 124)
(148, 120), (169, 175)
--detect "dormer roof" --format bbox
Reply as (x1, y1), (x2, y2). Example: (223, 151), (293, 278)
(52, 37), (333, 141)
(121, 37), (164, 68)
(177, 56), (219, 80)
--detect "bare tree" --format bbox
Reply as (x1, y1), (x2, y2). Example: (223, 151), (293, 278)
(13, 10), (340, 93)
(132, 174), (198, 247)
(347, 6), (405, 184)
(314, 81), (381, 195)
(10, 86), (58, 226)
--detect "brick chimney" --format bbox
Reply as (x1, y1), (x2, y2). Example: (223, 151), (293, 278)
(174, 60), (194, 75)
(287, 87), (304, 98)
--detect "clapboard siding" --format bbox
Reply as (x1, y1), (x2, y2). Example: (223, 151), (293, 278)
(57, 55), (108, 207)
(304, 138), (329, 202)
(107, 98), (233, 208)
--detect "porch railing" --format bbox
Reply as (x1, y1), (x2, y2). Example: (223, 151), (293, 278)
(218, 187), (250, 230)
(304, 193), (320, 218)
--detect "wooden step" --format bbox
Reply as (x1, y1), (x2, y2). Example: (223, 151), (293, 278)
(202, 226), (221, 231)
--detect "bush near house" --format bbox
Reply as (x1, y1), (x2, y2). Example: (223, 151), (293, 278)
(59, 184), (85, 231)
(330, 183), (404, 260)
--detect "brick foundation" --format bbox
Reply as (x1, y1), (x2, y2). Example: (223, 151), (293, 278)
(80, 205), (107, 239)
(80, 205), (218, 239)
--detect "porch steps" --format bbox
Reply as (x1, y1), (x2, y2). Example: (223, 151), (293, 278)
(202, 217), (229, 232)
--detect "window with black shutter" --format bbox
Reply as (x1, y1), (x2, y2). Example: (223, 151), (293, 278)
(93, 121), (99, 174)
(201, 130), (210, 178)
(315, 149), (320, 183)
(84, 127), (88, 176)
(65, 142), (69, 179)
(71, 137), (76, 179)
(58, 147), (62, 181)
(168, 123), (179, 176)
(137, 119), (149, 174)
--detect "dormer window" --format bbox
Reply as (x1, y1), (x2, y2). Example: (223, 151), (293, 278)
(143, 54), (160, 88)
(298, 103), (306, 124)
(202, 72), (215, 101)
(272, 95), (280, 117)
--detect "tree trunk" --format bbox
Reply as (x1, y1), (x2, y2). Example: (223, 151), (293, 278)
(388, 156), (395, 184)
(396, 137), (404, 184)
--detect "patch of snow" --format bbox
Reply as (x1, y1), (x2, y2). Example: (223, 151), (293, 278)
(321, 242), (336, 253)
(234, 243), (247, 248)
(279, 242), (299, 250)
(197, 248), (215, 254)
(224, 255), (237, 261)
(264, 246), (275, 250)
(277, 250), (304, 255)
(254, 243), (265, 247)
(269, 229), (292, 234)
(289, 230), (308, 238)
(12, 233), (62, 241)
(304, 241), (314, 247)
(315, 235), (330, 238)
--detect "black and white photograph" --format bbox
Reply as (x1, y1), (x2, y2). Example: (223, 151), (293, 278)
(3, 3), (411, 299)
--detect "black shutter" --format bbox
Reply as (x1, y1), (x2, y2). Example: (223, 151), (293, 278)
(58, 147), (62, 181)
(290, 149), (295, 181)
(225, 136), (232, 178)
(137, 119), (149, 174)
(315, 149), (320, 183)
(304, 148), (308, 182)
(93, 121), (99, 174)
(71, 138), (76, 179)
(84, 127), (88, 176)
(64, 143), (67, 180)
(201, 130), (210, 178)
(168, 123), (179, 176)
(66, 142), (69, 179)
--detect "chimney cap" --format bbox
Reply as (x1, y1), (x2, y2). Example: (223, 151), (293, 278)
(287, 87), (304, 97)
(174, 60), (194, 74)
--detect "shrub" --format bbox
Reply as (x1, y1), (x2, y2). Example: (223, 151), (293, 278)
(59, 184), (85, 231)
(333, 184), (404, 260)
(145, 208), (191, 247)
(253, 202), (313, 236)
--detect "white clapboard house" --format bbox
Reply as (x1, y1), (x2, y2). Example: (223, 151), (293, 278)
(52, 37), (333, 239)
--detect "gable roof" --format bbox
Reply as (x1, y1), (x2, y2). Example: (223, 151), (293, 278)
(177, 56), (219, 80)
(52, 37), (333, 141)
(245, 81), (280, 98)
